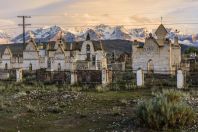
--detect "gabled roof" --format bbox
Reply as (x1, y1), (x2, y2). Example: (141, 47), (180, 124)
(0, 39), (132, 57)
(55, 44), (65, 55)
(155, 24), (168, 38)
(0, 43), (27, 57)
(25, 39), (38, 51)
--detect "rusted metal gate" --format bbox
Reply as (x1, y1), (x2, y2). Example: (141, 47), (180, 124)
(36, 70), (71, 84)
(110, 70), (136, 90)
(76, 70), (102, 84)
(144, 72), (177, 88)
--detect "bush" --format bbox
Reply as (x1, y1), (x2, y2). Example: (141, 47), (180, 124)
(96, 85), (109, 93)
(111, 106), (121, 116)
(0, 96), (4, 111)
(25, 104), (36, 113)
(136, 89), (196, 130)
(46, 106), (63, 113)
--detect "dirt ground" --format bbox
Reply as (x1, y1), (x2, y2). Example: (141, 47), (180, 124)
(0, 83), (197, 132)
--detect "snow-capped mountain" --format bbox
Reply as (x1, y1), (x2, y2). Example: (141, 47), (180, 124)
(11, 24), (139, 43)
(12, 26), (76, 43)
(4, 24), (198, 47)
(0, 30), (10, 44)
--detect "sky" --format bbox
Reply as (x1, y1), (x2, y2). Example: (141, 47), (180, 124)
(1, 0), (198, 35)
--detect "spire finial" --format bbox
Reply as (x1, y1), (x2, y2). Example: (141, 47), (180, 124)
(161, 16), (163, 24)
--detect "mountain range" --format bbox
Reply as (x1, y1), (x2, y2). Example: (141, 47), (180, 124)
(0, 30), (11, 44)
(1, 24), (198, 47)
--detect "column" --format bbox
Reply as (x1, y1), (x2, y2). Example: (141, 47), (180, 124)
(16, 68), (23, 82)
(71, 71), (77, 85)
(136, 68), (144, 87)
(177, 69), (184, 89)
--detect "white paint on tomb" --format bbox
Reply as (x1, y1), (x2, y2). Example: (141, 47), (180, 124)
(177, 70), (184, 89)
(0, 34), (107, 72)
(132, 24), (181, 75)
(136, 68), (144, 87)
(16, 68), (23, 82)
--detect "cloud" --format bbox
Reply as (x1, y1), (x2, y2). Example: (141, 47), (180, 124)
(0, 19), (15, 26)
(130, 15), (152, 23)
(1, 0), (198, 34)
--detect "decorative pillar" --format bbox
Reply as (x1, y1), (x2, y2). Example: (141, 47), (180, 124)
(102, 68), (107, 85)
(71, 71), (77, 85)
(16, 68), (23, 82)
(136, 68), (144, 87)
(177, 69), (184, 89)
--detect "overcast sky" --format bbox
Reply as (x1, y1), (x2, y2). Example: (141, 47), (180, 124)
(1, 0), (198, 35)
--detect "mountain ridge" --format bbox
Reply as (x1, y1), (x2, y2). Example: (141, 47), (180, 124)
(0, 24), (198, 47)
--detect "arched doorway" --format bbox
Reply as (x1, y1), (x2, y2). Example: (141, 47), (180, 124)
(147, 59), (154, 73)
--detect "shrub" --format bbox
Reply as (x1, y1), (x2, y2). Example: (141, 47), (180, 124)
(46, 106), (63, 114)
(25, 104), (36, 113)
(112, 106), (121, 116)
(136, 89), (196, 130)
(0, 96), (4, 111)
(96, 85), (109, 93)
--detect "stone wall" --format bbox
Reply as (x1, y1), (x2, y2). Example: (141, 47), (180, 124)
(132, 39), (171, 74)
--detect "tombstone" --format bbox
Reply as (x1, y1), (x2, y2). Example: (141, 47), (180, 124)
(71, 71), (77, 85)
(102, 68), (108, 85)
(136, 68), (144, 87)
(177, 69), (184, 89)
(16, 68), (23, 82)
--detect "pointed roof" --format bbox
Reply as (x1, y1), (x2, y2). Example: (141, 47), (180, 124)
(86, 33), (91, 41)
(155, 24), (168, 38)
(4, 47), (12, 56)
(25, 38), (38, 51)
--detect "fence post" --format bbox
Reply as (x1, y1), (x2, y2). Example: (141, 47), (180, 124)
(102, 68), (108, 85)
(177, 69), (184, 89)
(16, 68), (23, 82)
(71, 71), (77, 85)
(136, 68), (144, 87)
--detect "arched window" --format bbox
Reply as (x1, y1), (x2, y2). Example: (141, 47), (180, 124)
(86, 45), (91, 61)
(58, 63), (61, 71)
(29, 63), (32, 71)
(147, 59), (154, 73)
(86, 45), (90, 52)
(5, 63), (8, 70)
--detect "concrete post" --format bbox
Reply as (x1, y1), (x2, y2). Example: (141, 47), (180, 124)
(136, 68), (144, 87)
(177, 69), (184, 89)
(16, 69), (23, 82)
(71, 71), (77, 85)
(102, 68), (107, 85)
